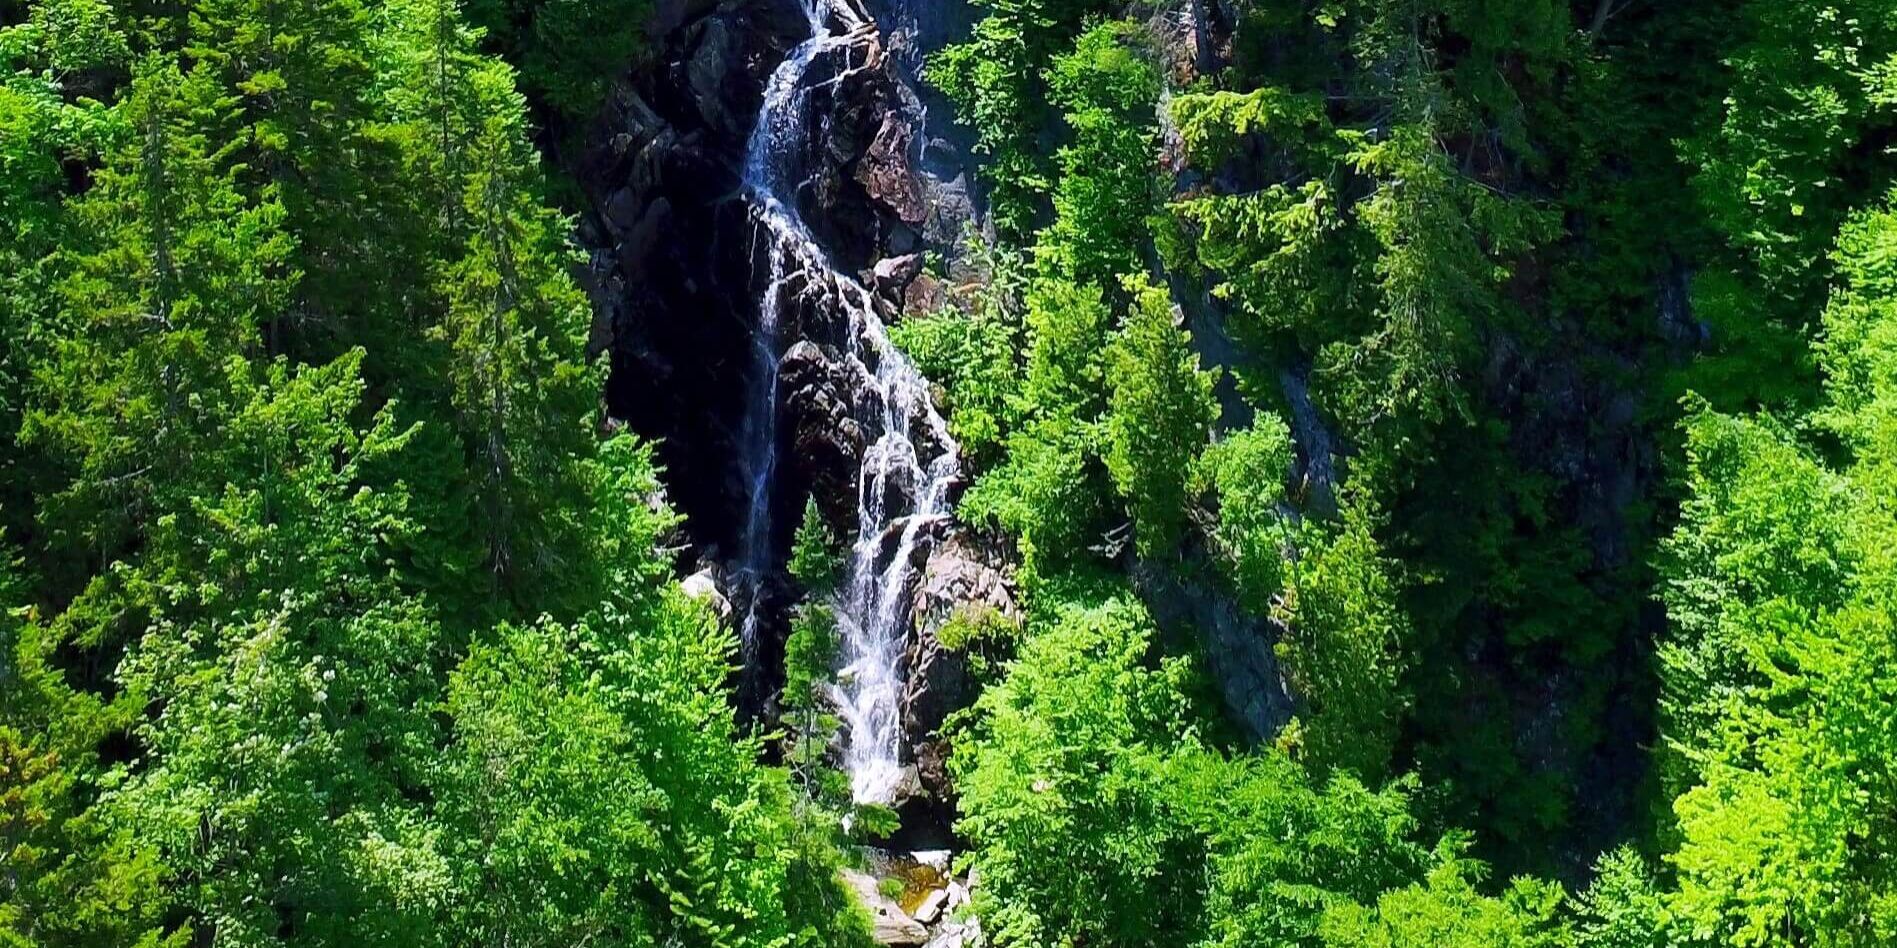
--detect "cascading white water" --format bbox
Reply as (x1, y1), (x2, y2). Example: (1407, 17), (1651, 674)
(736, 0), (960, 804)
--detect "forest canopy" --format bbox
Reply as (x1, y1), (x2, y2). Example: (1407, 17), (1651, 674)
(4, 0), (1897, 945)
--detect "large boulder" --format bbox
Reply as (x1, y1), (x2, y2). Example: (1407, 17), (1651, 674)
(856, 114), (927, 225)
(903, 537), (1018, 744)
(779, 340), (868, 526)
(842, 869), (931, 946)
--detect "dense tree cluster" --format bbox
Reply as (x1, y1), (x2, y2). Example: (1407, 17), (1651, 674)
(6, 0), (1897, 944)
(904, 0), (1897, 944)
(0, 0), (869, 943)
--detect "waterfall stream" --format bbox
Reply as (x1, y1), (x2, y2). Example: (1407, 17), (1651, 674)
(735, 0), (961, 805)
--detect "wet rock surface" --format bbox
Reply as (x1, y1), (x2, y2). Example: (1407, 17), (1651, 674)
(843, 868), (931, 946)
(845, 849), (979, 947)
(578, 0), (976, 570)
(581, 0), (1000, 900)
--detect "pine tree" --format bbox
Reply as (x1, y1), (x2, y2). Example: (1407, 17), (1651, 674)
(1104, 274), (1218, 559)
(24, 55), (292, 601)
(434, 63), (598, 604)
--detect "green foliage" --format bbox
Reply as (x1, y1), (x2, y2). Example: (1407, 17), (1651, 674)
(1278, 499), (1411, 781)
(1038, 22), (1162, 285)
(16, 0), (1897, 943)
(464, 0), (653, 121)
(1569, 848), (1665, 948)
(1334, 124), (1557, 429)
(432, 52), (600, 600)
(949, 595), (1211, 947)
(1200, 417), (1409, 779)
(1652, 197), (1897, 944)
(0, 0), (873, 940)
(782, 501), (848, 808)
(1201, 416), (1294, 602)
(1104, 274), (1219, 559)
(1318, 853), (1568, 947)
(889, 240), (1028, 466)
(788, 496), (844, 595)
(1021, 277), (1114, 421)
(782, 594), (844, 792)
(929, 0), (1121, 233)
(1680, 0), (1897, 398)
(954, 591), (1500, 948)
(443, 600), (813, 948)
(961, 410), (1113, 586)
(1187, 756), (1437, 948)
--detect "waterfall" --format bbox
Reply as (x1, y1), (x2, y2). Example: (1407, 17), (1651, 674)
(736, 0), (961, 805)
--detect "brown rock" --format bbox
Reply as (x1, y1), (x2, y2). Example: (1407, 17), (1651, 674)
(902, 271), (947, 316)
(855, 115), (926, 225)
(871, 253), (924, 302)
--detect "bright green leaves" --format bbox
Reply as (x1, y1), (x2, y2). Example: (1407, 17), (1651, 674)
(1199, 418), (1410, 780)
(788, 495), (843, 595)
(98, 353), (444, 948)
(1200, 415), (1294, 602)
(954, 591), (1476, 948)
(1654, 197), (1897, 945)
(949, 596), (1204, 947)
(1171, 86), (1330, 169)
(930, 0), (1128, 234)
(1686, 2), (1897, 304)
(442, 602), (799, 948)
(1817, 195), (1897, 472)
(1170, 89), (1557, 438)
(1104, 275), (1219, 559)
(1676, 0), (1897, 410)
(782, 498), (847, 806)
(1018, 278), (1110, 419)
(0, 0), (856, 941)
(434, 63), (598, 599)
(887, 242), (1028, 466)
(1318, 853), (1568, 948)
(1039, 22), (1163, 285)
(24, 55), (294, 597)
(961, 409), (1111, 585)
(1568, 848), (1666, 948)
(1276, 500), (1410, 781)
(1170, 177), (1349, 353)
(1190, 755), (1434, 948)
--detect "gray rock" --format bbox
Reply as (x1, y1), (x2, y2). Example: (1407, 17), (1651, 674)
(842, 869), (930, 946)
(780, 340), (870, 525)
(686, 18), (740, 135)
(903, 537), (1018, 746)
(647, 0), (718, 37)
(912, 887), (949, 925)
(681, 567), (733, 622)
(1133, 557), (1294, 742)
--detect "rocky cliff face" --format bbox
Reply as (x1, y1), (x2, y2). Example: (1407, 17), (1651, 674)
(578, 0), (979, 550)
(573, 0), (994, 752)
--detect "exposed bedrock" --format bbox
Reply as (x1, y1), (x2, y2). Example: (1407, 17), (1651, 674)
(574, 0), (987, 748)
(578, 0), (970, 560)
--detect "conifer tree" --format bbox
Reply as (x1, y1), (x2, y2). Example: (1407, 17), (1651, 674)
(1104, 274), (1218, 559)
